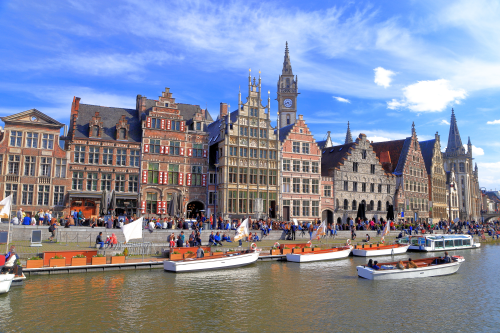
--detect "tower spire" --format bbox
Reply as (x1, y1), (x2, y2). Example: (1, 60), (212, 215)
(412, 121), (416, 135)
(445, 108), (465, 154)
(282, 41), (293, 75)
(345, 121), (353, 144)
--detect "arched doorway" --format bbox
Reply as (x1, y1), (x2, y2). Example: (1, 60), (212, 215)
(186, 201), (204, 219)
(322, 210), (334, 224)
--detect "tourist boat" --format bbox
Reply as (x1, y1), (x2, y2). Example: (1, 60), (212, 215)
(163, 249), (260, 273)
(404, 234), (480, 252)
(0, 273), (15, 293)
(356, 256), (465, 280)
(352, 243), (409, 257)
(286, 246), (353, 263)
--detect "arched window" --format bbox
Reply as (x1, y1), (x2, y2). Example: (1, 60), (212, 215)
(118, 128), (126, 140)
(386, 201), (390, 211)
(369, 200), (374, 211)
(92, 126), (99, 137)
(286, 78), (290, 88)
(361, 200), (366, 210)
(343, 199), (349, 210)
(459, 163), (465, 172)
(352, 200), (357, 211)
(377, 201), (382, 211)
(286, 114), (290, 125)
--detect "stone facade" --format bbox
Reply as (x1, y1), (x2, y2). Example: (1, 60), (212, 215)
(446, 167), (460, 220)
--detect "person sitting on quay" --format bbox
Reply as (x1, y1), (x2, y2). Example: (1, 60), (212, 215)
(222, 233), (232, 242)
(176, 233), (184, 247)
(253, 233), (260, 242)
(214, 232), (223, 246)
(48, 221), (57, 242)
(96, 232), (105, 249)
(406, 258), (418, 269)
(109, 233), (118, 248)
(363, 234), (371, 243)
(189, 231), (196, 247)
(155, 220), (162, 229)
(195, 232), (202, 246)
(208, 231), (216, 246)
(169, 234), (176, 248)
(196, 245), (205, 258)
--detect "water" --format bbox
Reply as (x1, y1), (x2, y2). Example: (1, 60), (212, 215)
(1, 244), (500, 332)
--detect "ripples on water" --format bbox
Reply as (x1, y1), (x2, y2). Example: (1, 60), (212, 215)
(1, 245), (500, 332)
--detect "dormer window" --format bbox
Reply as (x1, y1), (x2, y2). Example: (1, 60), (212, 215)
(196, 122), (202, 131)
(92, 126), (99, 137)
(118, 128), (126, 140)
(115, 115), (129, 140)
(89, 112), (103, 138)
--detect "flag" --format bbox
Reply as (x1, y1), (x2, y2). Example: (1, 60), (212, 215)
(0, 195), (13, 219)
(234, 218), (249, 242)
(311, 220), (326, 241)
(122, 217), (143, 243)
(381, 219), (391, 244)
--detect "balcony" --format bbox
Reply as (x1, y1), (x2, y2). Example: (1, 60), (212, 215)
(38, 177), (51, 184)
(5, 175), (19, 182)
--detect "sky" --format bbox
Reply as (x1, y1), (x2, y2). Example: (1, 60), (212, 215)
(1, 0), (500, 190)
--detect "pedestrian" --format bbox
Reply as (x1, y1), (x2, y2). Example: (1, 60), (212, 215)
(291, 222), (296, 240)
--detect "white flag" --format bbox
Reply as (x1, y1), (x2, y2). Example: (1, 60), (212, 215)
(311, 220), (326, 240)
(381, 219), (391, 243)
(234, 218), (249, 242)
(122, 217), (143, 243)
(0, 195), (13, 219)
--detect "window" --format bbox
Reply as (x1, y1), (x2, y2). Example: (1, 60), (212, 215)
(92, 126), (99, 137)
(287, 115), (291, 125)
(362, 183), (366, 192)
(459, 163), (465, 172)
(74, 145), (85, 163)
(169, 165), (179, 185)
(293, 178), (300, 193)
(259, 129), (267, 138)
(377, 201), (382, 211)
(312, 201), (319, 216)
(302, 200), (310, 216)
(208, 191), (217, 205)
(170, 141), (180, 155)
(269, 170), (277, 185)
(116, 149), (127, 166)
(283, 178), (291, 192)
(250, 148), (257, 158)
(228, 191), (237, 213)
(302, 143), (310, 154)
(21, 184), (34, 205)
(240, 148), (248, 157)
(129, 175), (138, 192)
(283, 159), (290, 171)
(195, 122), (201, 131)
(250, 108), (258, 117)
(229, 147), (237, 156)
(10, 131), (23, 147)
(118, 128), (126, 140)
(239, 192), (247, 213)
(312, 179), (319, 194)
(387, 184), (391, 194)
(101, 174), (112, 191)
(54, 186), (64, 206)
(228, 167), (237, 183)
(171, 121), (181, 131)
(352, 200), (357, 211)
(302, 179), (310, 193)
(42, 134), (54, 149)
(250, 128), (258, 137)
(259, 169), (267, 185)
(0, 155), (3, 173)
(150, 118), (161, 129)
(192, 166), (202, 186)
(148, 163), (159, 184)
(302, 161), (309, 173)
(369, 200), (374, 211)
(312, 162), (319, 173)
(26, 133), (38, 148)
(353, 162), (358, 172)
(55, 158), (67, 178)
(5, 184), (18, 204)
(378, 184), (382, 193)
(146, 192), (158, 214)
(240, 126), (248, 136)
(24, 156), (36, 176)
(259, 149), (267, 159)
(293, 200), (300, 216)
(370, 183), (374, 192)
(353, 182), (358, 192)
(72, 172), (84, 190)
(87, 173), (98, 191)
(293, 160), (300, 172)
(344, 199), (349, 210)
(370, 164), (375, 174)
(293, 142), (300, 153)
(115, 174), (126, 192)
(324, 185), (331, 197)
(40, 157), (52, 176)
(361, 150), (367, 159)
(193, 144), (203, 157)
(88, 147), (99, 164)
(37, 185), (50, 206)
(344, 181), (348, 191)
(130, 150), (139, 167)
(249, 169), (258, 184)
(8, 155), (20, 175)
(269, 150), (277, 160)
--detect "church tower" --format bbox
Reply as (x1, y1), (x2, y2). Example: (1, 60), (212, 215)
(345, 121), (353, 144)
(277, 42), (299, 128)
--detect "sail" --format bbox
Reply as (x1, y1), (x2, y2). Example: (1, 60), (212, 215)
(381, 219), (391, 243)
(234, 218), (249, 242)
(0, 195), (13, 219)
(311, 220), (326, 241)
(122, 217), (143, 243)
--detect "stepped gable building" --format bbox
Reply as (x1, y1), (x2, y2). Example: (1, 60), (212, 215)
(0, 109), (70, 217)
(278, 115), (324, 223)
(321, 132), (395, 225)
(208, 71), (279, 220)
(419, 133), (447, 222)
(442, 108), (481, 221)
(137, 88), (212, 218)
(371, 123), (429, 223)
(65, 97), (142, 217)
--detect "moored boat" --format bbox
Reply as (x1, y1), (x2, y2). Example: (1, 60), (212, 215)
(405, 234), (480, 252)
(356, 255), (465, 280)
(286, 246), (353, 263)
(352, 243), (409, 257)
(0, 273), (15, 293)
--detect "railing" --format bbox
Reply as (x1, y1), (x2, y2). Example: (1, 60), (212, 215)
(38, 177), (51, 184)
(5, 175), (19, 182)
(279, 88), (297, 93)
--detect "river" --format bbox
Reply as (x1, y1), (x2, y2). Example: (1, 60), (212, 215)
(1, 244), (499, 332)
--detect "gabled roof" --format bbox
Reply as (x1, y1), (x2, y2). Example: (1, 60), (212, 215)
(1, 108), (64, 128)
(419, 139), (435, 175)
(145, 98), (213, 122)
(370, 139), (407, 174)
(276, 123), (294, 142)
(320, 142), (356, 177)
(316, 140), (327, 149)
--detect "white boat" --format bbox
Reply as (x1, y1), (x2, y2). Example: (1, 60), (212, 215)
(286, 246), (353, 263)
(405, 234), (480, 252)
(352, 244), (409, 257)
(164, 250), (260, 273)
(0, 274), (15, 293)
(357, 256), (465, 280)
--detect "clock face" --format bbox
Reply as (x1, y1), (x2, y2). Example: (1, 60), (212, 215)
(283, 99), (293, 108)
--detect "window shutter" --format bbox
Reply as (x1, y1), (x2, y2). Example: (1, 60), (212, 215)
(164, 172), (168, 184)
(180, 147), (184, 156)
(141, 200), (146, 214)
(180, 121), (185, 132)
(142, 170), (148, 184)
(162, 201), (167, 213)
(188, 148), (193, 157)
(160, 146), (165, 154)
(143, 144), (149, 153)
(160, 119), (166, 130)
(202, 174), (207, 187)
(159, 171), (163, 184)
(165, 146), (170, 155)
(203, 149), (207, 158)
(166, 120), (171, 130)
(156, 202), (161, 215)
(178, 173), (184, 186)
(146, 117), (151, 128)
(186, 173), (192, 186)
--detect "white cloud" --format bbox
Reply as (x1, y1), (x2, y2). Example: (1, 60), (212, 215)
(487, 119), (500, 125)
(374, 67), (395, 88)
(367, 136), (392, 142)
(333, 96), (351, 103)
(440, 119), (450, 125)
(463, 144), (484, 157)
(478, 161), (500, 188)
(386, 79), (467, 112)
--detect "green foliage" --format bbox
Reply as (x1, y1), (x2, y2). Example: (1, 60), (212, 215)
(115, 253), (124, 256)
(186, 251), (193, 254)
(93, 254), (105, 257)
(294, 246), (300, 249)
(123, 248), (129, 256)
(29, 256), (42, 260)
(73, 254), (86, 258)
(172, 251), (180, 254)
(52, 255), (65, 259)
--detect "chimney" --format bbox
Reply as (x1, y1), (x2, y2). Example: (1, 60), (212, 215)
(220, 102), (228, 118)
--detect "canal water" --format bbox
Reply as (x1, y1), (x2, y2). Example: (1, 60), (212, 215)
(1, 244), (499, 332)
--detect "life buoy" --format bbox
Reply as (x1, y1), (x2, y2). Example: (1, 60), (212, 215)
(346, 239), (351, 246)
(250, 243), (257, 250)
(274, 242), (280, 248)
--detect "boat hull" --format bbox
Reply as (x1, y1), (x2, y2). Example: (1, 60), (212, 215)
(286, 247), (352, 263)
(0, 274), (15, 293)
(357, 260), (463, 280)
(352, 245), (409, 257)
(164, 251), (260, 273)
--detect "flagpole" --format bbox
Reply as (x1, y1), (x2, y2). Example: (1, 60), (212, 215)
(5, 200), (11, 253)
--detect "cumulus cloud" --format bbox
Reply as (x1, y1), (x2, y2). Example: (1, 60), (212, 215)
(387, 79), (467, 112)
(367, 136), (392, 142)
(333, 96), (351, 103)
(463, 144), (484, 157)
(440, 119), (450, 125)
(487, 119), (500, 124)
(374, 67), (396, 88)
(478, 161), (500, 188)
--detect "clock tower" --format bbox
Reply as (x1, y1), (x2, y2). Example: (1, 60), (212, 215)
(277, 42), (299, 129)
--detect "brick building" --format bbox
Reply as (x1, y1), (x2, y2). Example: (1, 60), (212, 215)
(0, 109), (70, 218)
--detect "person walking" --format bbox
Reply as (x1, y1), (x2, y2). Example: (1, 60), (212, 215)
(291, 222), (296, 240)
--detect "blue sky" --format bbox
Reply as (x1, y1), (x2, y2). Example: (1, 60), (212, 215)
(1, 0), (500, 190)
